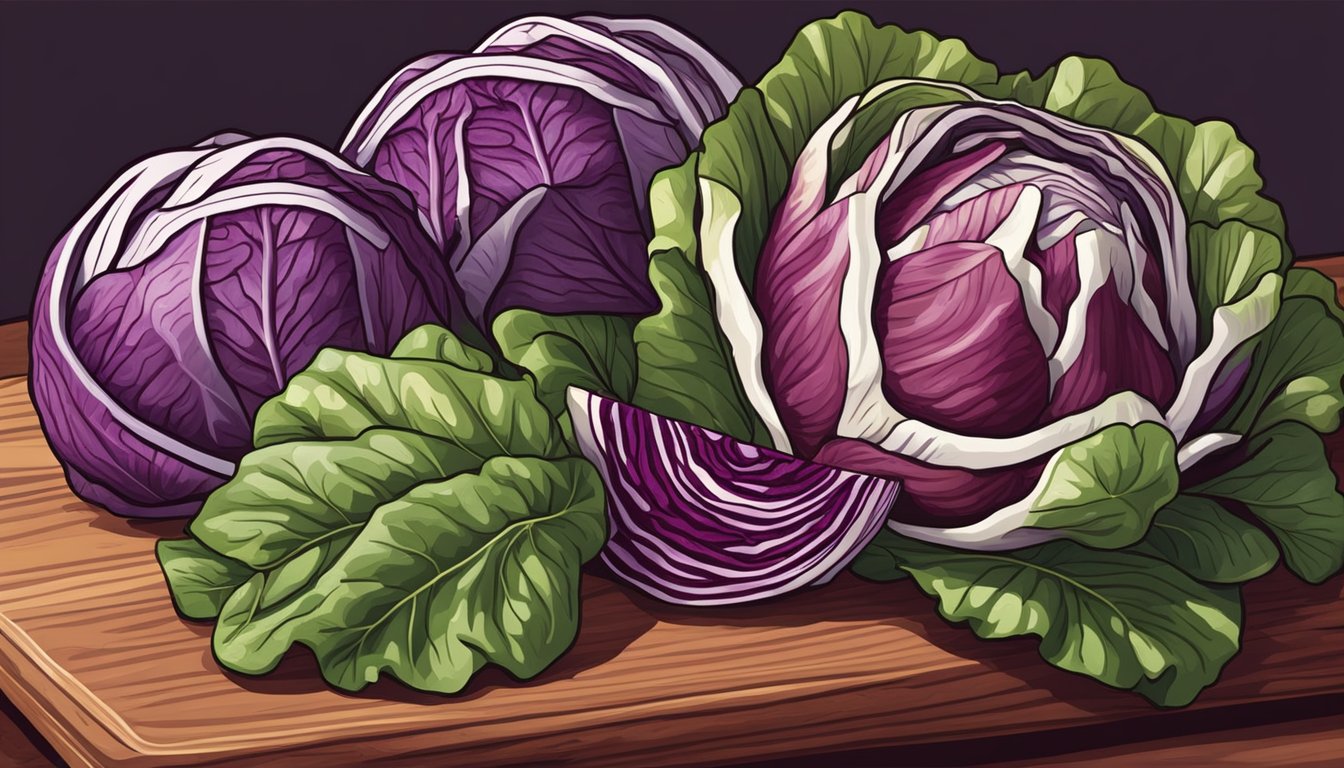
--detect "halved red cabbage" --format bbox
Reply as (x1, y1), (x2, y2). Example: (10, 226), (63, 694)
(567, 388), (900, 605)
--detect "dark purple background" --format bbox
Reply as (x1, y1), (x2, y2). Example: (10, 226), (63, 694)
(1, 0), (1341, 322)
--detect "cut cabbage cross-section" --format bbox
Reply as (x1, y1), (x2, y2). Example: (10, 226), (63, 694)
(567, 388), (900, 605)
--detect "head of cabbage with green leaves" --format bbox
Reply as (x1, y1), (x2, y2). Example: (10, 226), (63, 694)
(156, 11), (1343, 710)
(583, 12), (1344, 705)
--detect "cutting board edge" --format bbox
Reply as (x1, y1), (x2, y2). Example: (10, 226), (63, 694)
(3, 574), (1343, 768)
(0, 618), (130, 768)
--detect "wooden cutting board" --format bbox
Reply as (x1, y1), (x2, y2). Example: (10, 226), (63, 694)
(2, 259), (1343, 767)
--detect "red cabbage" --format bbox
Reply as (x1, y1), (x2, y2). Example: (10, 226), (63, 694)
(568, 387), (900, 605)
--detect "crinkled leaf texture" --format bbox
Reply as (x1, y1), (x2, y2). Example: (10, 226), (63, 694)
(158, 327), (610, 694)
(214, 456), (605, 693)
(30, 133), (470, 519)
(854, 531), (1243, 707)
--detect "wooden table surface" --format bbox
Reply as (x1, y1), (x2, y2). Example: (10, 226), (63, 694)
(1, 256), (1342, 767)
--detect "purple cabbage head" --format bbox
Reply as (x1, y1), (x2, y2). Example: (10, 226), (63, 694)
(341, 15), (742, 323)
(30, 133), (467, 518)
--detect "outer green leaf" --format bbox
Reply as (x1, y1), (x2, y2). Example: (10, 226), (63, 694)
(991, 56), (1155, 135)
(848, 533), (909, 583)
(696, 89), (789, 286)
(212, 456), (607, 694)
(992, 55), (1286, 245)
(252, 350), (562, 458)
(1187, 221), (1285, 346)
(1136, 115), (1287, 244)
(190, 429), (480, 571)
(391, 324), (494, 372)
(1128, 496), (1279, 584)
(493, 310), (637, 443)
(157, 539), (253, 620)
(1021, 422), (1179, 549)
(633, 247), (771, 444)
(646, 154), (702, 259)
(1168, 120), (1287, 244)
(1193, 422), (1344, 583)
(634, 159), (770, 443)
(1219, 268), (1344, 436)
(855, 531), (1242, 707)
(1286, 265), (1344, 320)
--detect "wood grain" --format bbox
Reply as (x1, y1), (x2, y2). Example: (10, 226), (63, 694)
(1001, 714), (1344, 767)
(0, 256), (1341, 767)
(0, 321), (27, 380)
(0, 378), (1342, 767)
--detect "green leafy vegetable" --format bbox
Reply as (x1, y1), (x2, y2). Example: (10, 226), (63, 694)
(853, 531), (1242, 707)
(252, 348), (563, 458)
(191, 429), (486, 569)
(213, 457), (606, 693)
(1187, 222), (1285, 346)
(157, 539), (253, 620)
(633, 158), (771, 443)
(1219, 268), (1344, 436)
(158, 328), (611, 693)
(392, 324), (496, 371)
(1193, 422), (1344, 583)
(1020, 422), (1178, 549)
(494, 310), (638, 443)
(1129, 496), (1280, 584)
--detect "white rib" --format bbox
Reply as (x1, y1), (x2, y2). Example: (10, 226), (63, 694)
(833, 106), (951, 443)
(574, 15), (743, 105)
(473, 15), (709, 135)
(885, 223), (928, 261)
(454, 186), (548, 321)
(982, 184), (1059, 354)
(1119, 202), (1170, 350)
(1165, 273), (1281, 441)
(835, 186), (909, 443)
(887, 504), (1053, 551)
(345, 229), (379, 347)
(886, 430), (1100, 551)
(123, 182), (391, 262)
(1177, 432), (1242, 470)
(879, 391), (1164, 469)
(347, 56), (666, 167)
(82, 148), (216, 283)
(699, 98), (863, 453)
(340, 53), (446, 153)
(1036, 210), (1091, 249)
(698, 179), (791, 452)
(46, 153), (237, 476)
(1048, 227), (1122, 387)
(447, 101), (475, 266)
(162, 136), (367, 210)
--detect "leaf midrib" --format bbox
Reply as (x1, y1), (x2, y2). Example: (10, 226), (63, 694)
(339, 490), (581, 671)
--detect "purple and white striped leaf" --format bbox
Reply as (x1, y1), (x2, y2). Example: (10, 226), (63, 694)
(568, 388), (899, 605)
